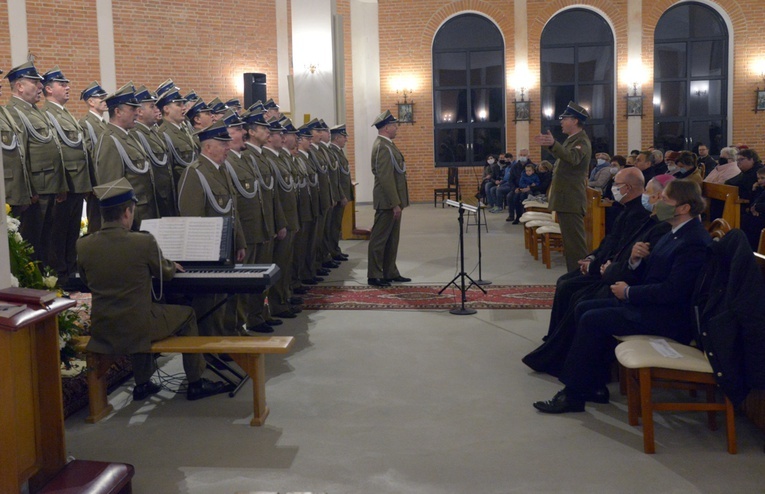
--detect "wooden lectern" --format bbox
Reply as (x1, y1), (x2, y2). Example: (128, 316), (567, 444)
(0, 298), (76, 493)
(341, 184), (371, 240)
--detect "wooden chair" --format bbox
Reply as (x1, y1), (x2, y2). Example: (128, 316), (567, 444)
(707, 218), (731, 240)
(702, 182), (740, 229)
(616, 339), (736, 454)
(434, 167), (460, 207)
(537, 223), (564, 269)
(585, 187), (606, 251)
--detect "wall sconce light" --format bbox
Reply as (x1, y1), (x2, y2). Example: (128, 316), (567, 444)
(396, 87), (414, 124)
(304, 63), (319, 74)
(513, 87), (531, 122)
(625, 82), (644, 118)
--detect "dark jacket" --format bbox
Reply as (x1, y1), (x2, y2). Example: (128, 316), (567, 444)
(726, 162), (764, 202)
(586, 196), (652, 275)
(692, 228), (765, 404)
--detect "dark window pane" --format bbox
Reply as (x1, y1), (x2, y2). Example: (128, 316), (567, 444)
(541, 9), (612, 45)
(541, 85), (575, 122)
(434, 52), (466, 87)
(578, 85), (612, 119)
(541, 48), (575, 83)
(689, 80), (722, 116)
(435, 90), (468, 124)
(433, 14), (503, 51)
(689, 5), (726, 38)
(654, 43), (687, 79)
(586, 124), (612, 155)
(654, 121), (686, 151)
(655, 5), (689, 40)
(471, 89), (503, 123)
(653, 82), (687, 117)
(578, 46), (613, 82)
(690, 120), (724, 155)
(472, 127), (503, 161)
(470, 51), (503, 86)
(691, 41), (724, 77)
(436, 129), (467, 163)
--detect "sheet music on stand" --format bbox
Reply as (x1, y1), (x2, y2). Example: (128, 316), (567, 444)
(445, 199), (478, 213)
(141, 216), (234, 265)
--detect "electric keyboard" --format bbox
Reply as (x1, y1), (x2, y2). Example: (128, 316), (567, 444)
(67, 264), (280, 295)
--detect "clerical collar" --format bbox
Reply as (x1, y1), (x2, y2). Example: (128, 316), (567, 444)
(201, 153), (221, 169)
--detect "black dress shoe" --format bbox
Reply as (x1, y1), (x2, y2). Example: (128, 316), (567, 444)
(313, 276), (325, 282)
(289, 296), (304, 305)
(133, 381), (161, 401)
(585, 386), (610, 404)
(293, 286), (309, 294)
(506, 215), (514, 222)
(187, 378), (229, 401)
(533, 388), (585, 414)
(322, 261), (340, 269)
(273, 310), (297, 319)
(385, 276), (412, 283)
(316, 268), (331, 276)
(265, 319), (283, 326)
(289, 306), (303, 314)
(368, 278), (391, 287)
(301, 278), (318, 285)
(333, 254), (349, 261)
(247, 323), (274, 334)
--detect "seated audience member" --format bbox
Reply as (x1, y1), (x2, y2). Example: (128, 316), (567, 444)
(665, 150), (680, 175)
(726, 148), (764, 205)
(523, 168), (667, 376)
(509, 164), (540, 223)
(600, 155), (628, 232)
(506, 161), (552, 222)
(704, 146), (740, 184)
(740, 166), (765, 250)
(587, 152), (612, 192)
(625, 154), (636, 167)
(634, 151), (655, 183)
(673, 150), (703, 185)
(696, 142), (718, 174)
(651, 149), (668, 176)
(491, 150), (529, 213)
(533, 179), (710, 412)
(479, 154), (501, 204)
(77, 178), (227, 402)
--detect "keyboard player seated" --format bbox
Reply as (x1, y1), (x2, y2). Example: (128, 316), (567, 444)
(77, 177), (228, 401)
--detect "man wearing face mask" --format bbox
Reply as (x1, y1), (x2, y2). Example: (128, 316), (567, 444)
(496, 149), (533, 217)
(533, 180), (710, 413)
(523, 167), (651, 375)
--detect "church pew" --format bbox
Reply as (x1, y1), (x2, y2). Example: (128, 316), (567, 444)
(702, 182), (740, 229)
(74, 335), (294, 426)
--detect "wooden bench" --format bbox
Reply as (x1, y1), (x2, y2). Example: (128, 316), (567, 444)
(585, 186), (606, 251)
(702, 182), (741, 229)
(74, 335), (294, 426)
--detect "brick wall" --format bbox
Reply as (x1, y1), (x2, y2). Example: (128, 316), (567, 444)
(336, 0), (356, 178)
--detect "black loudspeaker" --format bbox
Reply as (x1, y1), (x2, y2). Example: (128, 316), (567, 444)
(243, 73), (267, 109)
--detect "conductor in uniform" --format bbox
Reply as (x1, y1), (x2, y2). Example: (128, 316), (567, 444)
(367, 110), (410, 287)
(77, 177), (226, 401)
(533, 101), (592, 271)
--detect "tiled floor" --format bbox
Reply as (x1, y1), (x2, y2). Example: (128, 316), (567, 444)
(64, 203), (765, 494)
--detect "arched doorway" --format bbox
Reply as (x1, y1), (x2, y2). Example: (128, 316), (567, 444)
(432, 14), (505, 167)
(653, 2), (728, 154)
(540, 8), (614, 158)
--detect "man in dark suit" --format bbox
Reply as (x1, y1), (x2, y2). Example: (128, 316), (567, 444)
(367, 110), (410, 287)
(533, 180), (711, 413)
(533, 101), (592, 271)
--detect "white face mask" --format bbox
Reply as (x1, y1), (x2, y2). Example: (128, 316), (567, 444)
(487, 159), (495, 165)
(609, 166), (619, 175)
(597, 158), (607, 166)
(667, 164), (678, 173)
(611, 185), (625, 203)
(518, 156), (528, 163)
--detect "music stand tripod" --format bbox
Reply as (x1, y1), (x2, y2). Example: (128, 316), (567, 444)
(440, 200), (487, 315)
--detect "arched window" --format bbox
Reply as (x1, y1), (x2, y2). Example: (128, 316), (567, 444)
(433, 14), (505, 167)
(540, 9), (614, 157)
(653, 2), (728, 154)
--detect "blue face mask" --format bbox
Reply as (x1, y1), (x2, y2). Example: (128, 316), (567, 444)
(597, 158), (607, 166)
(641, 193), (653, 212)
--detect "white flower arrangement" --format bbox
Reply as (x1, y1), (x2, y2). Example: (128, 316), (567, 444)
(7, 217), (19, 233)
(10, 274), (19, 287)
(43, 275), (58, 289)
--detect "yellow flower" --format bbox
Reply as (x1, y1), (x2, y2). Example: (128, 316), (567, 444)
(5, 203), (10, 215)
(25, 262), (36, 273)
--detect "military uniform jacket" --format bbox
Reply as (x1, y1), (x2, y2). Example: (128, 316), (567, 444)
(309, 143), (334, 212)
(282, 149), (312, 224)
(7, 96), (66, 195)
(263, 146), (299, 232)
(79, 111), (107, 186)
(242, 143), (286, 238)
(294, 150), (316, 223)
(159, 121), (197, 185)
(132, 122), (177, 216)
(547, 129), (592, 215)
(96, 123), (158, 219)
(0, 104), (31, 205)
(321, 141), (341, 204)
(43, 101), (92, 194)
(371, 135), (409, 210)
(225, 149), (268, 245)
(177, 154), (246, 253)
(77, 223), (189, 354)
(330, 143), (354, 201)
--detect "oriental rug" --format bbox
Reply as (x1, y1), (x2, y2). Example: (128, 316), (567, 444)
(300, 284), (555, 310)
